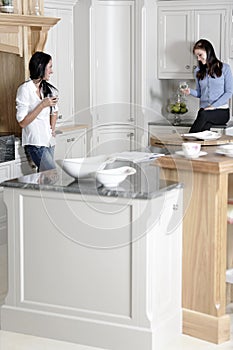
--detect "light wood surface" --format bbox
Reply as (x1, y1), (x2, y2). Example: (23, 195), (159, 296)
(150, 134), (233, 146)
(153, 148), (233, 344)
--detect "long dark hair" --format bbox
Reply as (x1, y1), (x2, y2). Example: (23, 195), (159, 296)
(193, 39), (222, 80)
(29, 51), (58, 96)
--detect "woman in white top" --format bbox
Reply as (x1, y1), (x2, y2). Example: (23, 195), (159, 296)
(16, 51), (58, 171)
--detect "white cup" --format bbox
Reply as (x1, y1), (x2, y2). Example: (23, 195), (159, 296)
(182, 142), (201, 158)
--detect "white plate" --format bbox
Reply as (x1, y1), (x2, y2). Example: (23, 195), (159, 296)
(216, 149), (233, 157)
(175, 150), (208, 159)
(182, 130), (221, 141)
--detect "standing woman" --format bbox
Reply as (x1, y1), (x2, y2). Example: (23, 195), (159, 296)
(181, 39), (233, 133)
(16, 51), (59, 172)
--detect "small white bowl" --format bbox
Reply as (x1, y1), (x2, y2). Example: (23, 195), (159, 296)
(56, 155), (114, 179)
(96, 166), (136, 188)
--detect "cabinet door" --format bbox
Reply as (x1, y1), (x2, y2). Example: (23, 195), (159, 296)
(158, 9), (194, 79)
(93, 127), (135, 155)
(91, 0), (135, 124)
(194, 9), (226, 62)
(158, 6), (227, 79)
(0, 162), (13, 182)
(55, 131), (87, 160)
(44, 5), (74, 126)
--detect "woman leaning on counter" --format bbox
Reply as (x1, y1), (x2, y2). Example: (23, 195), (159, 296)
(16, 51), (59, 172)
(182, 39), (233, 133)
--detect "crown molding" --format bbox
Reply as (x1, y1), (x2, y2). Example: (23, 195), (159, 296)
(44, 0), (78, 9)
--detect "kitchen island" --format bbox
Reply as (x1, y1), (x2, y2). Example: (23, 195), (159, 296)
(153, 142), (233, 344)
(0, 161), (183, 350)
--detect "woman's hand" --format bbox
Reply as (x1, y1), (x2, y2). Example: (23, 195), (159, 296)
(180, 88), (190, 96)
(42, 96), (58, 108)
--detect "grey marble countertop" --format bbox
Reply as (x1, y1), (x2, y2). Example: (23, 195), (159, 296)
(0, 160), (182, 200)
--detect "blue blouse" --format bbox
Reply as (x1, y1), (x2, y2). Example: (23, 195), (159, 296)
(190, 63), (233, 108)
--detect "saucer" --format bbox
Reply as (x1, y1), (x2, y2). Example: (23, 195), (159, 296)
(215, 149), (233, 157)
(175, 150), (208, 159)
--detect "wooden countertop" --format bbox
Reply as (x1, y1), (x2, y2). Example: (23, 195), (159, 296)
(154, 149), (233, 174)
(56, 124), (88, 133)
(150, 134), (233, 146)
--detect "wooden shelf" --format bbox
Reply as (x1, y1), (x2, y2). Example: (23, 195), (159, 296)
(0, 13), (59, 26)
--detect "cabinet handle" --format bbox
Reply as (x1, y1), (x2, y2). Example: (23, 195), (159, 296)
(193, 65), (197, 70)
(67, 137), (75, 143)
(185, 65), (190, 70)
(127, 132), (134, 137)
(128, 117), (134, 122)
(173, 204), (179, 211)
(58, 114), (62, 120)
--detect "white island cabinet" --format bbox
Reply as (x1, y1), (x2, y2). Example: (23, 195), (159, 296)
(0, 163), (183, 350)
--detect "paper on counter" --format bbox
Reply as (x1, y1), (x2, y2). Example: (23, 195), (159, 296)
(112, 151), (165, 163)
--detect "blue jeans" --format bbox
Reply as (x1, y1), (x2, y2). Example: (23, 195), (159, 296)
(25, 145), (56, 172)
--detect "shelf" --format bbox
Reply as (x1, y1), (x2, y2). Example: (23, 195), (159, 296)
(0, 13), (60, 27)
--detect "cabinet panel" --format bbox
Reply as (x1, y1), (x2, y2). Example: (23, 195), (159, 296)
(93, 126), (135, 155)
(44, 6), (74, 125)
(91, 0), (135, 124)
(55, 130), (87, 160)
(158, 10), (193, 77)
(0, 162), (13, 182)
(195, 9), (226, 61)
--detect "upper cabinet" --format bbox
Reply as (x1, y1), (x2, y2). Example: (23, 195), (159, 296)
(157, 1), (231, 79)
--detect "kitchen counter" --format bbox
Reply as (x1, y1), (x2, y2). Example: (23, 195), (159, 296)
(0, 159), (183, 350)
(153, 148), (233, 344)
(0, 160), (180, 199)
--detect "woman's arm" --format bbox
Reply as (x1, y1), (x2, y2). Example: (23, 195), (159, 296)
(18, 98), (51, 128)
(211, 64), (233, 108)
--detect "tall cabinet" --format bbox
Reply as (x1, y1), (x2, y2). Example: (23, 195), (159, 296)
(74, 0), (146, 155)
(44, 0), (76, 126)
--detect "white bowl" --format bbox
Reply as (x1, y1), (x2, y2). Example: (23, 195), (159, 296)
(56, 155), (113, 179)
(96, 166), (136, 188)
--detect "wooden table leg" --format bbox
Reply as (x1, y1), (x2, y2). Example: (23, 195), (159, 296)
(160, 167), (230, 344)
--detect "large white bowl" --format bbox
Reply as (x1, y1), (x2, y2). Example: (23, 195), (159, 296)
(56, 155), (113, 179)
(96, 166), (136, 188)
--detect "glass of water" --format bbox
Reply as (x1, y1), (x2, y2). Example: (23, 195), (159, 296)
(179, 81), (189, 90)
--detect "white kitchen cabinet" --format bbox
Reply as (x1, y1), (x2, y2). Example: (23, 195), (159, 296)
(54, 129), (87, 160)
(74, 0), (145, 151)
(90, 0), (135, 125)
(158, 1), (229, 79)
(92, 125), (135, 155)
(44, 0), (76, 126)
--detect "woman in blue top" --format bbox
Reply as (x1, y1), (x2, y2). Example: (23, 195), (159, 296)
(181, 39), (233, 133)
